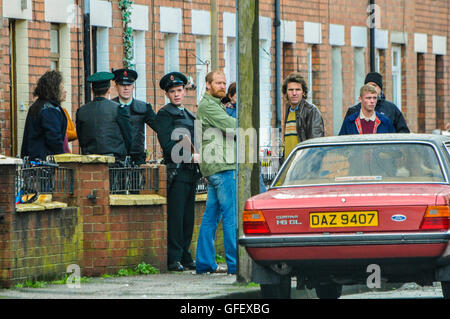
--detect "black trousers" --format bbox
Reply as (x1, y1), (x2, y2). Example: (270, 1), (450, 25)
(167, 173), (197, 265)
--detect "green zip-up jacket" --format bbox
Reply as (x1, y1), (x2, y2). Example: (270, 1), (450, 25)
(197, 92), (237, 177)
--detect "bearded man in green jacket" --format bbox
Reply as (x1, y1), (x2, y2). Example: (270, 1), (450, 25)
(195, 70), (237, 275)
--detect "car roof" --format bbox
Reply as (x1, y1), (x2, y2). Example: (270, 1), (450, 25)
(298, 133), (450, 147)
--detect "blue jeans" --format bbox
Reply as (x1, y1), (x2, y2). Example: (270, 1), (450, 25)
(196, 170), (237, 274)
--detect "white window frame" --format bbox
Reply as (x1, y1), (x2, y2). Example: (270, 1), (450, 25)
(224, 37), (237, 87)
(133, 30), (146, 101)
(375, 49), (380, 73)
(164, 33), (179, 74)
(50, 23), (60, 70)
(332, 46), (343, 135)
(259, 39), (272, 146)
(195, 36), (211, 104)
(354, 47), (366, 103)
(392, 45), (402, 110)
(307, 45), (313, 103)
(95, 27), (109, 72)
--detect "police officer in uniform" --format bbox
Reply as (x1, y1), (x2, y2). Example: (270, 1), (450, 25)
(112, 68), (157, 165)
(157, 72), (201, 271)
(76, 72), (131, 159)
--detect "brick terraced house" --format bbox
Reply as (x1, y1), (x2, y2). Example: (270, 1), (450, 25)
(0, 0), (448, 158)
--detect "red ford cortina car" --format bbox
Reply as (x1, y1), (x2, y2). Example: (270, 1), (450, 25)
(239, 134), (450, 299)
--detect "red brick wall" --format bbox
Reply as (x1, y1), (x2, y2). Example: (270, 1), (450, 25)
(10, 207), (82, 285)
(0, 164), (15, 287)
(0, 163), (81, 288)
(0, 158), (220, 287)
(0, 159), (168, 287)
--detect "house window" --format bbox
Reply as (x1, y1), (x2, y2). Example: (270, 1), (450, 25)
(332, 47), (343, 135)
(259, 39), (272, 146)
(164, 33), (179, 74)
(164, 33), (179, 104)
(417, 53), (425, 133)
(354, 47), (365, 103)
(435, 55), (444, 130)
(93, 27), (109, 73)
(224, 37), (236, 86)
(50, 23), (59, 70)
(392, 45), (402, 110)
(133, 30), (146, 101)
(195, 36), (211, 104)
(307, 45), (313, 103)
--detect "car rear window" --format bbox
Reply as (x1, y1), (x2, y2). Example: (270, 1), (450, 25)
(273, 143), (446, 186)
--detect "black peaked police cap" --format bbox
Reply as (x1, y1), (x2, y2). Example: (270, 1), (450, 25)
(159, 72), (188, 92)
(112, 68), (138, 85)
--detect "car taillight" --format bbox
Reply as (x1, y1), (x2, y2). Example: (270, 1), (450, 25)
(420, 206), (450, 231)
(243, 210), (270, 234)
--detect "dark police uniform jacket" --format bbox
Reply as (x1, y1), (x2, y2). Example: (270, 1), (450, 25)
(112, 97), (157, 164)
(76, 97), (131, 158)
(156, 103), (200, 184)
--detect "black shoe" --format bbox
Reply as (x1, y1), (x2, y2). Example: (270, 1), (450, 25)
(182, 261), (196, 270)
(168, 262), (184, 272)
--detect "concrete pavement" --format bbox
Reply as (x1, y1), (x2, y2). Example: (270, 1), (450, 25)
(0, 270), (261, 299)
(0, 268), (443, 300)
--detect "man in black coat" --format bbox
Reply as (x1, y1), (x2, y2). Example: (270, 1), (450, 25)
(112, 68), (158, 165)
(156, 71), (201, 272)
(344, 72), (410, 133)
(76, 72), (131, 159)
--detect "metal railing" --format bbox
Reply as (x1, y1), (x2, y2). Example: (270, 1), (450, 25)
(196, 177), (208, 194)
(109, 158), (159, 194)
(15, 157), (74, 204)
(260, 155), (282, 188)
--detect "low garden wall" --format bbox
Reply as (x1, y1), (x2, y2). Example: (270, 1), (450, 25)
(0, 154), (221, 288)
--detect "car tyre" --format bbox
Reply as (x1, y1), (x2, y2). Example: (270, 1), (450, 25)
(442, 281), (450, 299)
(315, 283), (343, 299)
(260, 275), (291, 299)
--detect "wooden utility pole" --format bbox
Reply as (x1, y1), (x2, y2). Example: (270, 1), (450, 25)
(236, 0), (260, 283)
(210, 0), (219, 70)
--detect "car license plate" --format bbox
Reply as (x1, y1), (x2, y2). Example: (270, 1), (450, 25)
(310, 211), (378, 228)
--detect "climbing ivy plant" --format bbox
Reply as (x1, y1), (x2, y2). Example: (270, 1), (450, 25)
(118, 0), (135, 68)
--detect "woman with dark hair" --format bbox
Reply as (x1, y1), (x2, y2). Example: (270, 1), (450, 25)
(21, 70), (68, 160)
(221, 82), (237, 118)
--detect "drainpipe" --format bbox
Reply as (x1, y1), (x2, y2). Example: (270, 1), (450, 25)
(274, 0), (281, 130)
(369, 0), (376, 72)
(83, 0), (91, 103)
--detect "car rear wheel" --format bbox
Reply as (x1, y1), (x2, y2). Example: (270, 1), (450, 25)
(315, 283), (343, 299)
(260, 275), (291, 299)
(442, 281), (450, 299)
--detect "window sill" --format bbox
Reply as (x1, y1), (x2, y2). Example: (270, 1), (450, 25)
(109, 194), (167, 206)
